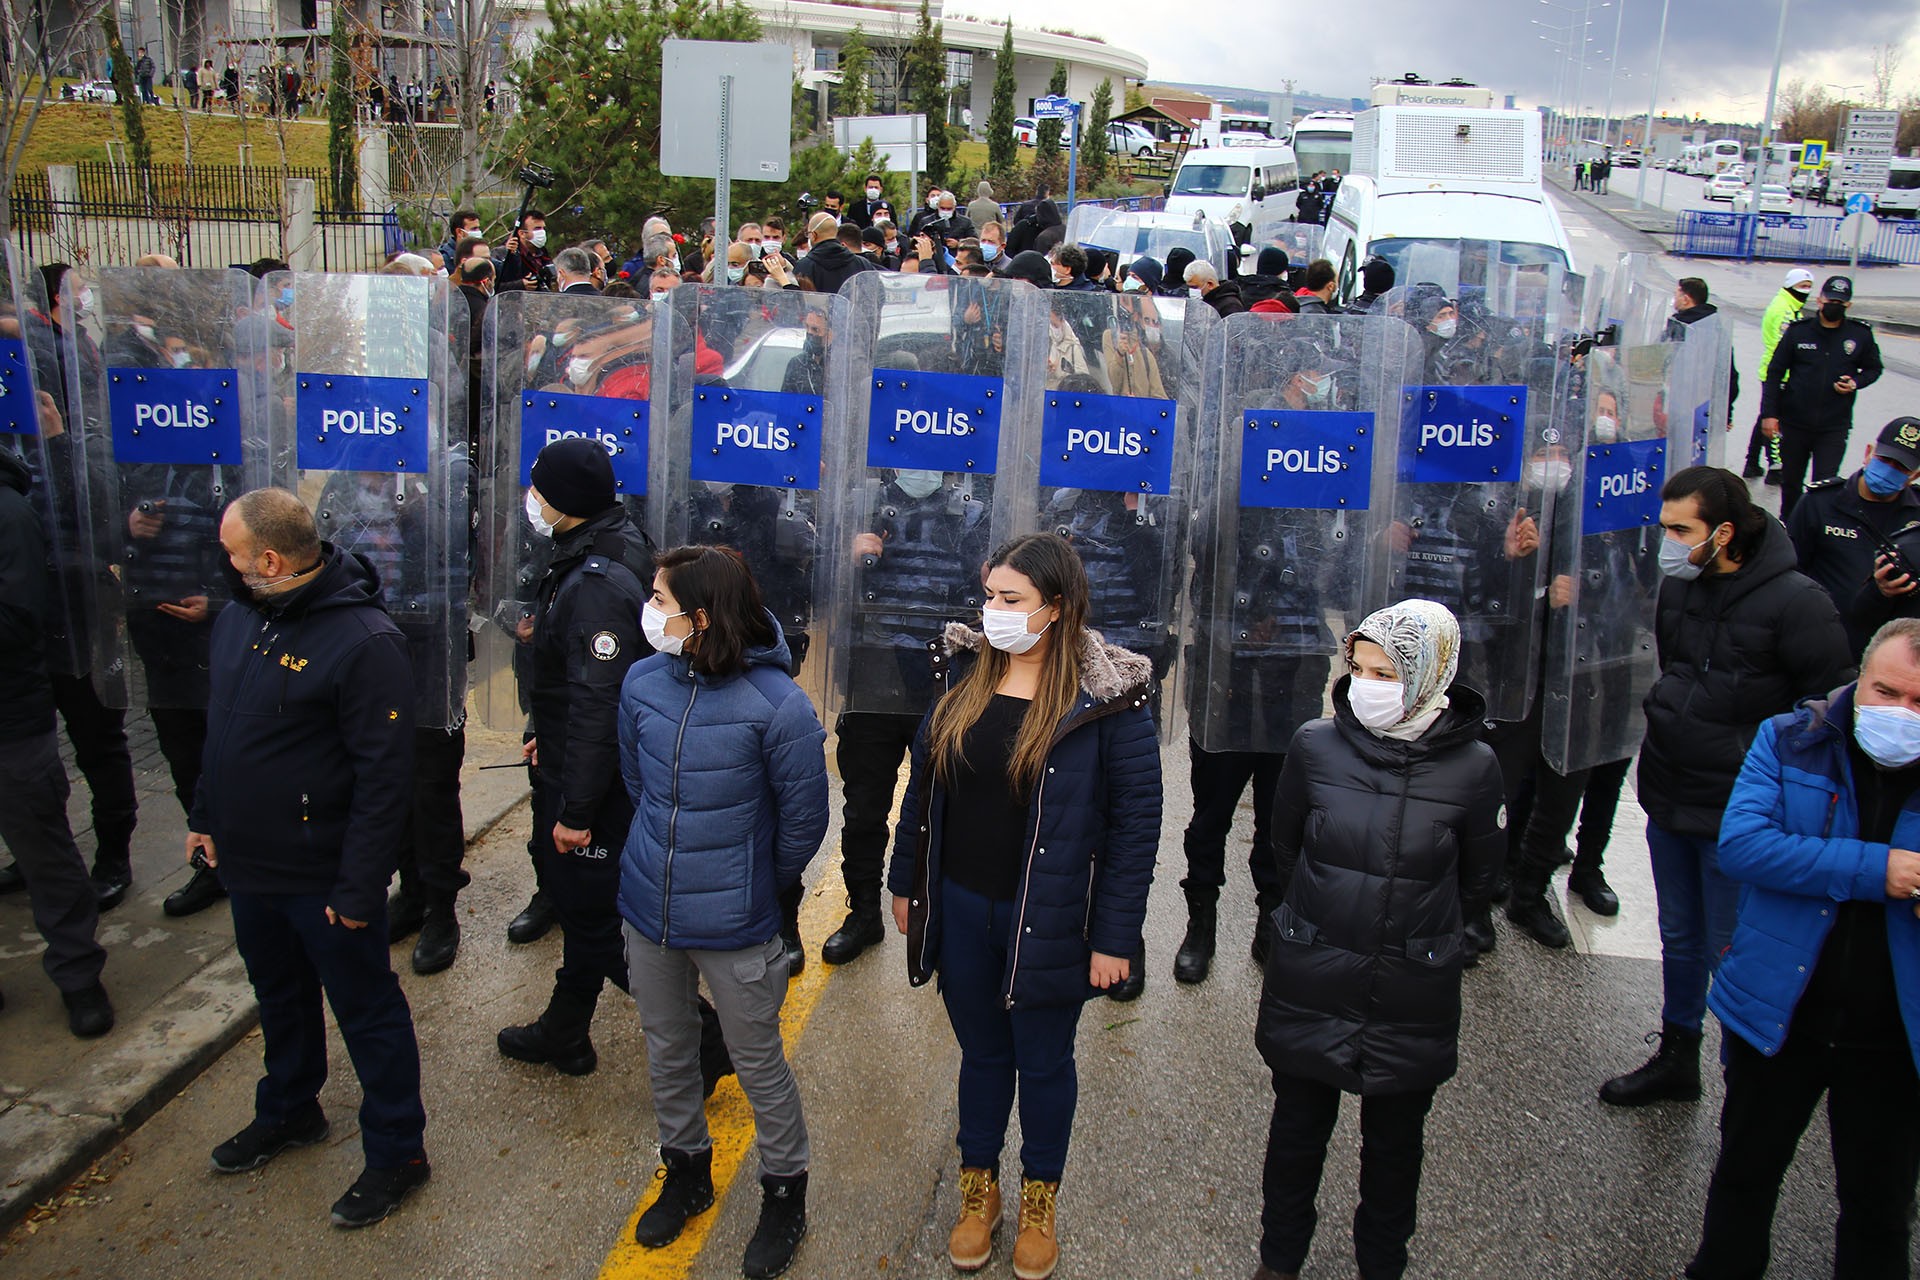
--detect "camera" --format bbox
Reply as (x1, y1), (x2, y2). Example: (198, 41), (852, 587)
(518, 163), (555, 190)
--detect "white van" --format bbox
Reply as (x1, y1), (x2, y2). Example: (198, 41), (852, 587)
(1321, 106), (1575, 308)
(1164, 145), (1300, 242)
(1877, 157), (1920, 218)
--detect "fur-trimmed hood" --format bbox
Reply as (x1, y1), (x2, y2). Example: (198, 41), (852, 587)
(939, 620), (1153, 704)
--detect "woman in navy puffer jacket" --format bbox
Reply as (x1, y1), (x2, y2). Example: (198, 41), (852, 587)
(615, 545), (828, 1280)
(887, 532), (1161, 1280)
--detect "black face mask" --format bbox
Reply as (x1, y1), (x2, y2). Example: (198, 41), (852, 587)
(1790, 288), (1811, 305)
(1821, 300), (1846, 322)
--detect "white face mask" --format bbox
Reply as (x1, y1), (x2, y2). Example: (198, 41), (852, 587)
(1189, 286), (1204, 299)
(982, 602), (1053, 654)
(1527, 459), (1573, 490)
(527, 228), (547, 249)
(1120, 276), (1144, 292)
(1297, 372), (1332, 406)
(727, 265), (746, 284)
(1592, 414), (1619, 443)
(765, 238), (783, 253)
(134, 322), (156, 342)
(652, 288), (673, 302)
(641, 601), (687, 655)
(895, 469), (944, 499)
(1855, 703), (1920, 768)
(1431, 316), (1458, 339)
(171, 349), (194, 368)
(927, 195), (941, 211)
(1348, 675), (1406, 730)
(524, 490), (556, 537)
(866, 187), (881, 200)
(75, 287), (95, 316)
(566, 356), (594, 388)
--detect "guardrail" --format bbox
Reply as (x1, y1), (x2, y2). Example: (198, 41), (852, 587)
(1674, 208), (1920, 265)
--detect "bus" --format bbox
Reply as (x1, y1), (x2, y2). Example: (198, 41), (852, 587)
(1683, 139), (1743, 176)
(1289, 111), (1355, 176)
(1745, 141), (1803, 186)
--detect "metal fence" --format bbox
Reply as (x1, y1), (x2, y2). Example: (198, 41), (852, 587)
(1674, 208), (1920, 265)
(8, 196), (408, 273)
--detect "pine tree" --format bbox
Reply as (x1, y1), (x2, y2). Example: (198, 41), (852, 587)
(1081, 77), (1113, 190)
(327, 17), (358, 210)
(100, 11), (153, 172)
(986, 21), (1017, 174)
(1035, 59), (1067, 161)
(907, 0), (950, 187)
(839, 26), (871, 119)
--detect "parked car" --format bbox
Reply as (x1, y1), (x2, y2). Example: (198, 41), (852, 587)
(1732, 184), (1793, 214)
(1614, 149), (1642, 168)
(1015, 116), (1076, 147)
(1107, 121), (1158, 157)
(74, 79), (118, 104)
(1704, 172), (1745, 202)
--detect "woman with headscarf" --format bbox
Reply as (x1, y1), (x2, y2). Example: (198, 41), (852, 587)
(1248, 600), (1505, 1280)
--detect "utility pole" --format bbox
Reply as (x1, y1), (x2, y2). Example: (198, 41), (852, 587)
(1633, 0), (1670, 208)
(1754, 0), (1791, 192)
(1602, 0), (1626, 148)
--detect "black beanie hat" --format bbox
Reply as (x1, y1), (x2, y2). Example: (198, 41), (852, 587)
(530, 436), (616, 517)
(1362, 257), (1396, 294)
(1255, 246), (1289, 277)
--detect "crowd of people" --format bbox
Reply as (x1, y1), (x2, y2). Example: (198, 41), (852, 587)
(0, 209), (1915, 1280)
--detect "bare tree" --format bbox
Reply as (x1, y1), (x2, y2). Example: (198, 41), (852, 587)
(1871, 42), (1902, 110)
(1, 0), (120, 236)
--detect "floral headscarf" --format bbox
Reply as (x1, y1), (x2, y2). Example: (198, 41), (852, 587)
(1345, 599), (1461, 736)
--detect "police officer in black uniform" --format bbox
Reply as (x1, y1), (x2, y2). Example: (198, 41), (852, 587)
(1787, 416), (1920, 654)
(496, 438), (650, 1076)
(1760, 275), (1883, 518)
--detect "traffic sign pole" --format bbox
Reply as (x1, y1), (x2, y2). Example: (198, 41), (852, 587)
(1066, 102), (1080, 214)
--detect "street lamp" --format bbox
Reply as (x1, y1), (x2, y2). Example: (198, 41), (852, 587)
(1542, 0), (1609, 168)
(1634, 0), (1671, 208)
(1601, 0), (1626, 150)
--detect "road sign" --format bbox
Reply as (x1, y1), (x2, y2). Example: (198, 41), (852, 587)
(1034, 95), (1074, 119)
(832, 113), (928, 175)
(1799, 140), (1827, 168)
(1848, 108), (1901, 130)
(1845, 126), (1898, 146)
(659, 41), (794, 182)
(1845, 192), (1875, 214)
(1845, 141), (1896, 159)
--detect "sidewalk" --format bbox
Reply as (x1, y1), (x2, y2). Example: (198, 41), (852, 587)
(0, 717), (530, 1231)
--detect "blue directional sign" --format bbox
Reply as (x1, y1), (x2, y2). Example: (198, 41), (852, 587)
(1041, 390), (1177, 494)
(1034, 95), (1075, 119)
(295, 372), (431, 473)
(107, 367), (244, 465)
(1239, 409), (1372, 510)
(1396, 385), (1528, 485)
(0, 338), (37, 435)
(520, 391), (648, 494)
(1845, 192), (1875, 215)
(689, 386), (824, 489)
(865, 369), (1003, 475)
(1582, 439), (1666, 535)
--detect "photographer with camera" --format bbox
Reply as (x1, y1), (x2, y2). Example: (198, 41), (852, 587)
(500, 212), (554, 292)
(1791, 417), (1920, 654)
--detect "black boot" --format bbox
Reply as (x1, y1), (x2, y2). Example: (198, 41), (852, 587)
(164, 863), (227, 917)
(1568, 859), (1620, 916)
(820, 895), (885, 965)
(1173, 892), (1217, 985)
(698, 997), (735, 1099)
(632, 1146), (715, 1248)
(497, 991), (596, 1076)
(1106, 946), (1145, 1002)
(506, 891), (555, 945)
(1599, 1024), (1702, 1106)
(1505, 868), (1571, 949)
(779, 883), (804, 978)
(64, 982), (115, 1038)
(1462, 908), (1496, 966)
(741, 1170), (809, 1279)
(411, 899), (460, 975)
(387, 888), (427, 944)
(1250, 904), (1277, 968)
(90, 859), (132, 912)
(0, 861), (22, 893)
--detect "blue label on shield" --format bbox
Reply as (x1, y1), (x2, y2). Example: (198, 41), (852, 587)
(295, 372), (430, 473)
(1397, 385), (1527, 484)
(106, 366), (244, 465)
(0, 338), (37, 435)
(519, 392), (648, 495)
(689, 387), (824, 490)
(865, 370), (1002, 475)
(1040, 391), (1177, 494)
(1239, 410), (1372, 510)
(1582, 438), (1666, 536)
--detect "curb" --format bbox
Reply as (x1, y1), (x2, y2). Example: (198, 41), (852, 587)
(0, 778), (530, 1234)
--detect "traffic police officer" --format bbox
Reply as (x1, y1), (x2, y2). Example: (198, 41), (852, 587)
(1760, 275), (1884, 518)
(1790, 416), (1920, 654)
(496, 438), (651, 1076)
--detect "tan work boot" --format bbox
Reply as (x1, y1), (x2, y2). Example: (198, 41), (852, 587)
(947, 1167), (1001, 1271)
(1012, 1178), (1059, 1280)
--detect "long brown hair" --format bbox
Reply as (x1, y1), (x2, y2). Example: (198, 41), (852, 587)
(929, 533), (1090, 796)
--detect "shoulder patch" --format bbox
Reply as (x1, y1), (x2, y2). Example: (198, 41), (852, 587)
(590, 631), (620, 661)
(1806, 475), (1845, 491)
(582, 555), (610, 576)
(1496, 804), (1507, 831)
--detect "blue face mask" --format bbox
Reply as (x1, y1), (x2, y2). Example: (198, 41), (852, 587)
(1855, 702), (1920, 768)
(1864, 457), (1912, 498)
(980, 242), (1000, 262)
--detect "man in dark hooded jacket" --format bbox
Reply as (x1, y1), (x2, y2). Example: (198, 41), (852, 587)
(788, 212), (878, 295)
(1238, 246), (1291, 307)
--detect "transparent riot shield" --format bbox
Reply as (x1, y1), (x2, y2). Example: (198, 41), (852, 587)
(998, 291), (1212, 738)
(1379, 248), (1574, 723)
(819, 270), (1047, 721)
(472, 290), (657, 733)
(650, 284), (826, 704)
(1071, 208), (1233, 279)
(1246, 218), (1324, 276)
(261, 271), (468, 729)
(1540, 323), (1678, 774)
(0, 245), (114, 688)
(77, 266), (263, 713)
(1671, 308), (1735, 470)
(1190, 312), (1422, 754)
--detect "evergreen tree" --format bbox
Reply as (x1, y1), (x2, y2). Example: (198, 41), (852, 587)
(986, 20), (1017, 175)
(1035, 59), (1067, 161)
(327, 18), (358, 210)
(907, 0), (950, 187)
(100, 11), (152, 172)
(839, 26), (871, 119)
(1081, 77), (1113, 190)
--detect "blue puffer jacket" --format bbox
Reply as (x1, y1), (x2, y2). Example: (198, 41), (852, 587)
(616, 616), (828, 951)
(1714, 684), (1920, 1070)
(887, 622), (1162, 1009)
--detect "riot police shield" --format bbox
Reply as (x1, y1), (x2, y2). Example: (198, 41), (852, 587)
(80, 266), (262, 711)
(1671, 308), (1735, 470)
(1246, 218), (1324, 283)
(650, 284), (826, 703)
(1072, 209), (1234, 279)
(472, 289), (657, 733)
(999, 290), (1212, 737)
(261, 271), (468, 729)
(1540, 319), (1679, 774)
(1377, 245), (1576, 723)
(1190, 312), (1422, 754)
(0, 244), (113, 687)
(819, 269), (1047, 721)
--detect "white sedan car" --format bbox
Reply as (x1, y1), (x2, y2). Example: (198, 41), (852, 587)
(1732, 184), (1793, 214)
(1703, 172), (1745, 202)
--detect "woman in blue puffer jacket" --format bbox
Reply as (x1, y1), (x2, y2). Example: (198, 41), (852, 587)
(887, 532), (1161, 1280)
(615, 545), (828, 1280)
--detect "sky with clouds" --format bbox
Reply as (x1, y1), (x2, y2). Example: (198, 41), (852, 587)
(950, 0), (1920, 125)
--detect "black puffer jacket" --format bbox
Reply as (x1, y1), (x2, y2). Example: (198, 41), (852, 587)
(788, 240), (877, 295)
(1256, 678), (1505, 1095)
(1637, 513), (1853, 836)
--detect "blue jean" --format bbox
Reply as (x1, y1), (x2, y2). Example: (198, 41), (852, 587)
(228, 890), (427, 1168)
(938, 878), (1084, 1182)
(1645, 822), (1742, 1034)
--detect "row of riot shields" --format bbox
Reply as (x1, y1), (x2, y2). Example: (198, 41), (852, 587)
(9, 252), (1730, 779)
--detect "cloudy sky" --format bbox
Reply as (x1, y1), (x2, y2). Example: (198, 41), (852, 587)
(951, 0), (1920, 125)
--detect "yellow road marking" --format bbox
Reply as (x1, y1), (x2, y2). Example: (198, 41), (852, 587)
(598, 880), (847, 1279)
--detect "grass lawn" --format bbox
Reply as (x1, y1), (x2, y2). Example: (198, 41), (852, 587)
(15, 98), (333, 171)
